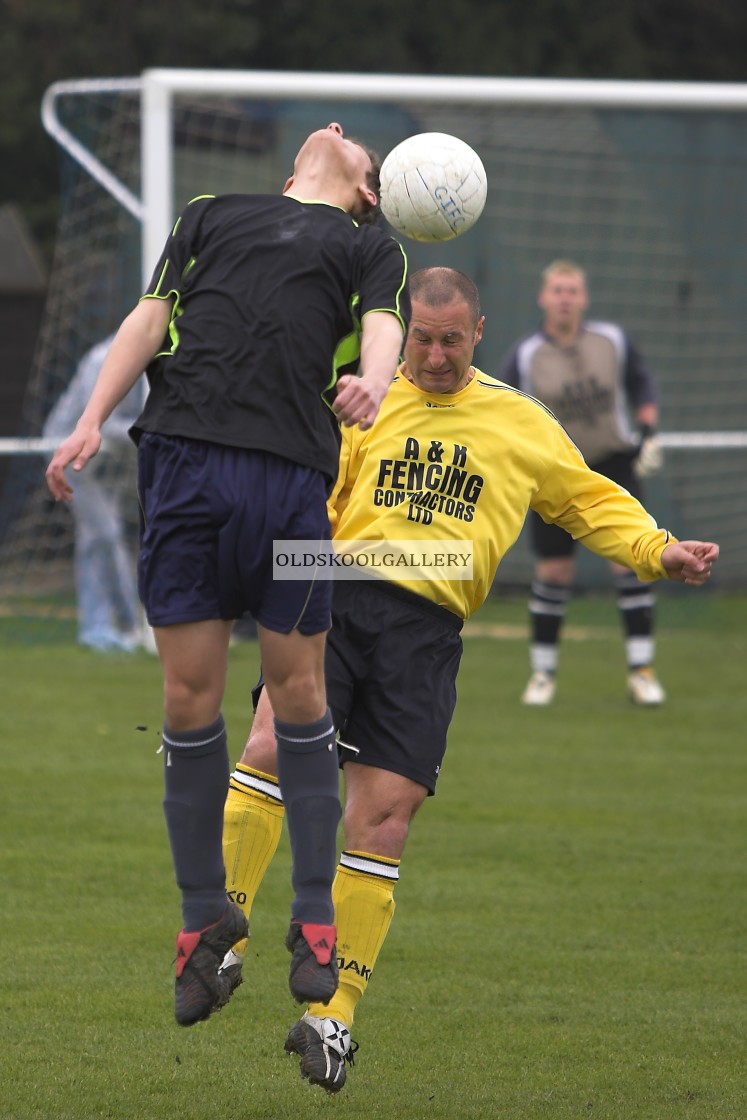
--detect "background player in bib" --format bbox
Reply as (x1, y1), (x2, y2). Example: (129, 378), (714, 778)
(499, 259), (666, 707)
(219, 267), (718, 1092)
(45, 122), (410, 1027)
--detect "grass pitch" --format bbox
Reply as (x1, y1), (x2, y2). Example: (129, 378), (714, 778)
(1, 591), (745, 1119)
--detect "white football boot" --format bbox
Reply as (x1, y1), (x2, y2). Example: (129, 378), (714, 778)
(284, 1012), (356, 1093)
(521, 671), (556, 706)
(627, 667), (666, 706)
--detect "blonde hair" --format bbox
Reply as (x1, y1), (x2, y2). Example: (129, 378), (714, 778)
(541, 259), (587, 287)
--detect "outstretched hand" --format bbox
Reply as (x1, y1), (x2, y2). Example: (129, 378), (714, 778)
(45, 427), (102, 503)
(661, 540), (719, 586)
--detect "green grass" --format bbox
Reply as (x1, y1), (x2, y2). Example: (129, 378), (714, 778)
(1, 591), (746, 1119)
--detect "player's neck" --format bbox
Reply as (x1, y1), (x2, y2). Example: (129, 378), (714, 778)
(545, 318), (582, 346)
(284, 171), (352, 212)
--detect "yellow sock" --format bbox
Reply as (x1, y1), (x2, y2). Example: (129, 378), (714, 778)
(222, 764), (284, 954)
(309, 850), (399, 1027)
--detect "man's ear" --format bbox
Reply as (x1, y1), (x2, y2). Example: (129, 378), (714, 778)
(358, 183), (378, 210)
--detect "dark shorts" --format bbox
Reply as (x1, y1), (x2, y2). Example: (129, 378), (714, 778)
(326, 579), (463, 795)
(137, 433), (332, 634)
(530, 450), (644, 559)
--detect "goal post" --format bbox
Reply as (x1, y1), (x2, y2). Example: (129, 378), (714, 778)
(139, 69), (747, 295)
(2, 69), (747, 642)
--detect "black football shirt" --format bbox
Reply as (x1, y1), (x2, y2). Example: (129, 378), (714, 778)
(132, 193), (410, 483)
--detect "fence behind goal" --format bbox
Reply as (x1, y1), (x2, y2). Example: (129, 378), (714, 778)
(2, 72), (746, 641)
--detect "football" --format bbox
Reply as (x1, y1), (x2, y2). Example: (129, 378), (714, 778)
(379, 132), (487, 243)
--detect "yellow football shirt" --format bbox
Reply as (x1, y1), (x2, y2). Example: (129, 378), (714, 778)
(328, 370), (673, 620)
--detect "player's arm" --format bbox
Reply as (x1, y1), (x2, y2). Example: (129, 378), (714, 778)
(531, 418), (676, 580)
(541, 472), (718, 584)
(537, 451), (719, 584)
(545, 481), (673, 579)
(623, 335), (662, 476)
(45, 297), (172, 502)
(332, 310), (404, 431)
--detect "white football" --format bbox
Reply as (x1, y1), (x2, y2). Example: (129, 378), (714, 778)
(379, 132), (487, 243)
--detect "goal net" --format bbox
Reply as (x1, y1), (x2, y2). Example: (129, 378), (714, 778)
(3, 71), (747, 640)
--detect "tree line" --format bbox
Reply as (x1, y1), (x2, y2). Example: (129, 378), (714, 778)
(2, 0), (746, 262)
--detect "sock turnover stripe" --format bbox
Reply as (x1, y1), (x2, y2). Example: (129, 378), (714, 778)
(340, 852), (400, 880)
(162, 725), (226, 750)
(275, 723), (336, 746)
(617, 592), (656, 609)
(229, 767), (284, 802)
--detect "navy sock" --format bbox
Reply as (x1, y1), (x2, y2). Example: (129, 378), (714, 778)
(275, 709), (340, 925)
(162, 715), (229, 931)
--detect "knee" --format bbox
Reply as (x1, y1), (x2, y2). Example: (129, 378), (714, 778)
(343, 797), (423, 858)
(536, 557), (574, 586)
(162, 673), (220, 730)
(264, 671), (326, 724)
(272, 664), (324, 702)
(258, 628), (327, 723)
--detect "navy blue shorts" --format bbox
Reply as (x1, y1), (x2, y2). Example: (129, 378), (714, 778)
(530, 450), (644, 559)
(136, 433), (332, 634)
